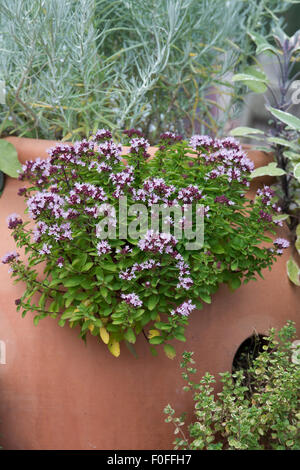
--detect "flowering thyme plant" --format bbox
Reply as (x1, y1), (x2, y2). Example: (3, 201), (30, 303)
(3, 129), (289, 358)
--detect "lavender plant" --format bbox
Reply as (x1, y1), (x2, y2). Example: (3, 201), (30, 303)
(0, 0), (293, 141)
(164, 322), (300, 450)
(3, 130), (289, 358)
(231, 27), (300, 285)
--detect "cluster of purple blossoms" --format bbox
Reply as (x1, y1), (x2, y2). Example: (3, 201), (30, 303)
(33, 221), (48, 242)
(171, 300), (196, 317)
(214, 195), (235, 206)
(48, 223), (73, 241)
(159, 132), (183, 144)
(189, 135), (254, 185)
(138, 230), (178, 255)
(118, 268), (136, 281)
(17, 187), (27, 196)
(273, 238), (290, 255)
(89, 161), (112, 174)
(74, 139), (95, 156)
(96, 240), (112, 256)
(98, 140), (122, 164)
(190, 135), (215, 150)
(220, 136), (241, 150)
(7, 213), (23, 229)
(210, 149), (254, 177)
(259, 210), (273, 223)
(129, 137), (150, 156)
(116, 245), (132, 255)
(57, 257), (64, 268)
(177, 185), (204, 204)
(27, 192), (66, 219)
(123, 128), (144, 138)
(256, 186), (276, 206)
(176, 259), (194, 290)
(121, 293), (143, 308)
(73, 182), (107, 202)
(132, 178), (176, 205)
(91, 129), (112, 141)
(39, 243), (52, 255)
(19, 158), (55, 186)
(84, 206), (99, 218)
(64, 208), (79, 220)
(1, 251), (19, 264)
(47, 145), (87, 167)
(109, 166), (135, 197)
(96, 203), (116, 219)
(119, 258), (161, 281)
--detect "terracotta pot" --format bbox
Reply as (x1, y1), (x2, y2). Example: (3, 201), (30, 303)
(0, 137), (299, 450)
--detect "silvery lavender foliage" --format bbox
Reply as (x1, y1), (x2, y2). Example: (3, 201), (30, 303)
(0, 0), (291, 140)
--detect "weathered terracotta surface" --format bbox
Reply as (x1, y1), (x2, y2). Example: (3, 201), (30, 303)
(0, 138), (299, 450)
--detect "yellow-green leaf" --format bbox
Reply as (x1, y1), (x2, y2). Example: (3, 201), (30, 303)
(148, 329), (160, 339)
(108, 338), (120, 357)
(164, 344), (176, 360)
(100, 327), (110, 344)
(287, 258), (300, 286)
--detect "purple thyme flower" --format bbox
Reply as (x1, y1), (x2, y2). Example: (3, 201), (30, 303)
(256, 186), (275, 206)
(17, 187), (27, 196)
(123, 128), (144, 138)
(116, 245), (133, 255)
(138, 230), (178, 255)
(214, 195), (235, 206)
(97, 140), (122, 164)
(7, 213), (23, 229)
(259, 210), (273, 223)
(57, 257), (64, 268)
(39, 243), (52, 255)
(1, 251), (19, 264)
(132, 177), (176, 205)
(109, 166), (135, 196)
(177, 185), (204, 204)
(74, 182), (107, 202)
(33, 221), (48, 242)
(96, 240), (111, 256)
(190, 135), (214, 151)
(92, 129), (113, 142)
(129, 137), (150, 154)
(159, 131), (183, 144)
(121, 293), (143, 308)
(73, 139), (95, 156)
(119, 268), (136, 281)
(273, 238), (290, 255)
(220, 136), (241, 150)
(171, 300), (196, 317)
(89, 161), (112, 174)
(27, 191), (66, 219)
(119, 258), (161, 280)
(177, 276), (194, 290)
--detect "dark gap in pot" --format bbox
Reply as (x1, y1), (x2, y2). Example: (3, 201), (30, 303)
(232, 333), (270, 395)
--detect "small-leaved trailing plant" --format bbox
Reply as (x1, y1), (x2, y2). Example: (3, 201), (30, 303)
(231, 26), (300, 285)
(164, 321), (300, 450)
(2, 130), (290, 358)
